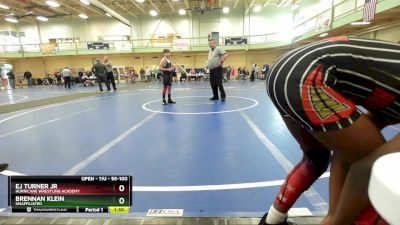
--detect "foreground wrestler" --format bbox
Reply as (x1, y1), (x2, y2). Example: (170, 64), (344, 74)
(260, 36), (400, 225)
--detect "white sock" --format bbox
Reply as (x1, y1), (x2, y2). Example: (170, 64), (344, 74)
(265, 205), (288, 224)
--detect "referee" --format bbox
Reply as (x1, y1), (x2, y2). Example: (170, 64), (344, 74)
(207, 38), (229, 101)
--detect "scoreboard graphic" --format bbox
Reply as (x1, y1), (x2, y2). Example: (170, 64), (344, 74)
(8, 176), (132, 213)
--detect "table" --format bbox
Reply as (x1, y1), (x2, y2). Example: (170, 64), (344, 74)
(368, 152), (400, 225)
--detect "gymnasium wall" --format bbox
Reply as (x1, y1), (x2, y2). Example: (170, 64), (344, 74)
(295, 0), (366, 21)
(296, 0), (333, 22)
(1, 3), (295, 46)
(1, 0), (374, 48)
(375, 24), (400, 43)
(354, 24), (400, 43)
(10, 21), (400, 78)
(6, 49), (286, 78)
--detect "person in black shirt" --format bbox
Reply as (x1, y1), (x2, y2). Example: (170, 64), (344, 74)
(140, 68), (145, 82)
(7, 69), (15, 89)
(24, 70), (32, 87)
(91, 59), (110, 92)
(54, 71), (62, 86)
(78, 70), (84, 79)
(172, 67), (177, 82)
(159, 49), (176, 105)
(261, 64), (269, 80)
(180, 71), (187, 82)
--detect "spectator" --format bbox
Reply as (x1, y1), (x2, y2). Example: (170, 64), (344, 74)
(87, 71), (96, 84)
(204, 66), (210, 74)
(255, 64), (259, 78)
(261, 64), (269, 80)
(145, 66), (151, 82)
(78, 70), (84, 80)
(189, 68), (195, 81)
(81, 73), (94, 87)
(130, 69), (137, 83)
(125, 70), (136, 85)
(140, 68), (145, 82)
(243, 67), (249, 80)
(237, 67), (242, 80)
(180, 71), (187, 82)
(251, 64), (258, 81)
(7, 69), (15, 89)
(81, 73), (87, 86)
(230, 66), (236, 80)
(226, 66), (231, 80)
(86, 71), (93, 78)
(46, 73), (54, 85)
(61, 67), (72, 89)
(54, 71), (62, 86)
(172, 66), (178, 82)
(205, 66), (210, 75)
(42, 74), (49, 85)
(1, 69), (10, 90)
(17, 74), (23, 88)
(24, 70), (32, 87)
(156, 70), (162, 82)
(125, 71), (131, 85)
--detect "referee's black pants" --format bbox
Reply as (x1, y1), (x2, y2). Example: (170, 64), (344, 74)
(64, 76), (71, 89)
(210, 66), (226, 99)
(97, 74), (111, 91)
(106, 72), (117, 90)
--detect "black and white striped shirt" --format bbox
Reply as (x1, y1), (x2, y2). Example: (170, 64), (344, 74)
(266, 36), (400, 132)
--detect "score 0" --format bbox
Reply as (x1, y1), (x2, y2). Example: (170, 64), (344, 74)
(118, 184), (125, 193)
(116, 184), (128, 205)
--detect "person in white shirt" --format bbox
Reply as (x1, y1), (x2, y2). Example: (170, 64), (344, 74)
(103, 56), (117, 91)
(61, 67), (72, 89)
(252, 64), (259, 81)
(207, 38), (229, 101)
(1, 69), (10, 90)
(81, 73), (93, 87)
(189, 68), (195, 81)
(145, 66), (151, 82)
